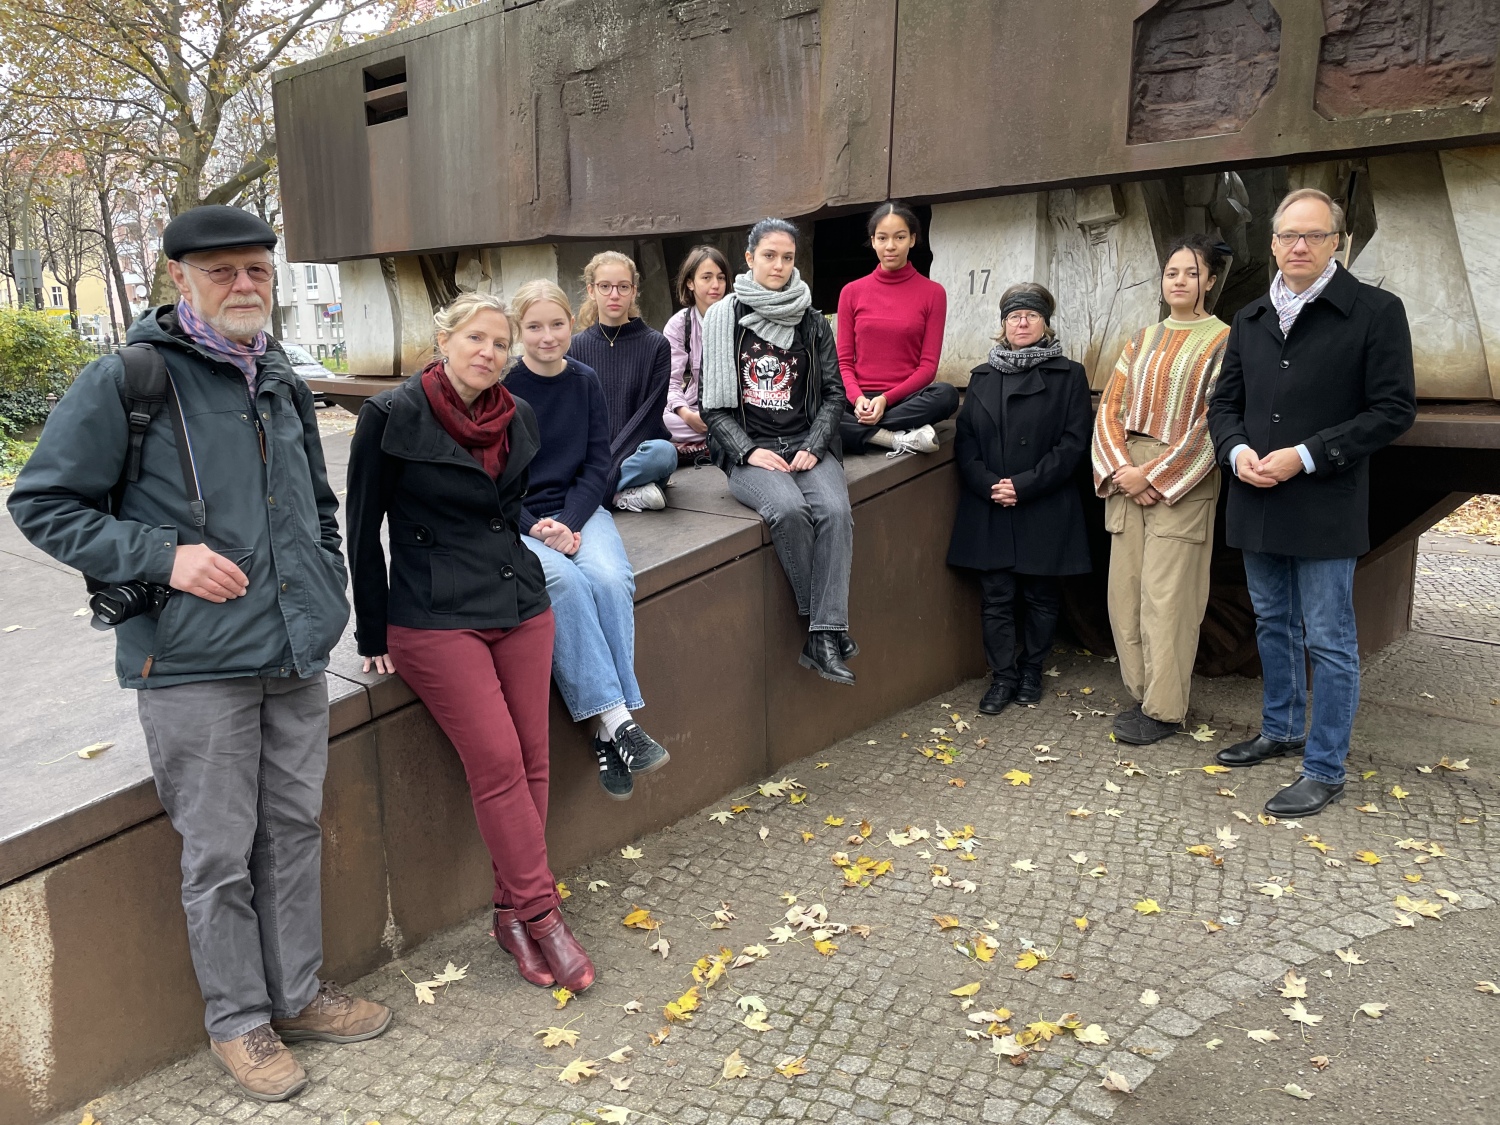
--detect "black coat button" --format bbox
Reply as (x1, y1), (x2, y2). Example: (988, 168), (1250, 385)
(415, 526), (431, 544)
(1280, 360), (1290, 369)
(1019, 438), (1028, 445)
(1272, 413), (1281, 422)
(500, 565), (515, 579)
(1329, 447), (1341, 458)
(489, 518), (504, 532)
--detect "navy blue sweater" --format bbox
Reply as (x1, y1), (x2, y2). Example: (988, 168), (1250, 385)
(567, 318), (671, 492)
(509, 359), (611, 534)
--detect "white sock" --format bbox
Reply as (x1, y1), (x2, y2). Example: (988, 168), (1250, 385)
(597, 705), (632, 741)
(868, 428), (896, 449)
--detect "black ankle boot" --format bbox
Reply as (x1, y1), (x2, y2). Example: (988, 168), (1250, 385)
(799, 632), (856, 685)
(979, 679), (1016, 715)
(1015, 669), (1043, 704)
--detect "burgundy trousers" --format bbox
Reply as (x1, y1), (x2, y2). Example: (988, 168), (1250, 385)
(387, 609), (558, 918)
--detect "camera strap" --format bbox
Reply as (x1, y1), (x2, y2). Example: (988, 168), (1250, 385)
(114, 344), (206, 529)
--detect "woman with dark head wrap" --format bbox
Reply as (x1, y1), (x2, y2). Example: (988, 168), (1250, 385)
(947, 283), (1092, 715)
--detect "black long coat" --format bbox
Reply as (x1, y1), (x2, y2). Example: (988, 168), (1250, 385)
(947, 355), (1093, 575)
(1207, 264), (1416, 558)
(346, 374), (550, 657)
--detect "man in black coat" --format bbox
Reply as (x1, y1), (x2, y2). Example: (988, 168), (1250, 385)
(1207, 188), (1416, 817)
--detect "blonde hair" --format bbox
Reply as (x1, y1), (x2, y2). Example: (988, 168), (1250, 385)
(511, 278), (574, 325)
(576, 250), (641, 328)
(433, 290), (515, 373)
(1272, 187), (1345, 233)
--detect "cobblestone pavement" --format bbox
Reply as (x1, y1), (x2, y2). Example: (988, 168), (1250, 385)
(1413, 539), (1500, 641)
(61, 568), (1500, 1125)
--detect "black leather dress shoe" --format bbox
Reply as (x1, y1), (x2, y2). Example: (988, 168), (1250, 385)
(1015, 670), (1043, 705)
(1215, 733), (1306, 767)
(1113, 709), (1180, 745)
(978, 679), (1016, 715)
(799, 632), (856, 685)
(839, 632), (859, 661)
(1265, 776), (1344, 817)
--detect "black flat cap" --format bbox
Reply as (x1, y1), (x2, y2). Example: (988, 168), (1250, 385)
(162, 205), (277, 260)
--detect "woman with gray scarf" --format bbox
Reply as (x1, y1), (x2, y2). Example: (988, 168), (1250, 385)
(947, 283), (1092, 715)
(701, 218), (857, 685)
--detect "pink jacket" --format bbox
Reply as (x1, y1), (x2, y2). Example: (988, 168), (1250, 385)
(662, 306), (707, 446)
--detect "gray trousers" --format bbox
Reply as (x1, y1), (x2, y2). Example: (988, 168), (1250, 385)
(137, 672), (329, 1041)
(729, 453), (853, 631)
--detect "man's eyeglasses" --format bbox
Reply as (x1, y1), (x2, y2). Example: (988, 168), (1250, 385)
(188, 263), (274, 286)
(1273, 231), (1337, 248)
(592, 282), (635, 295)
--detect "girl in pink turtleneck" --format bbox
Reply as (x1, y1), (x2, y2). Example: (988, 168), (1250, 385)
(836, 200), (957, 457)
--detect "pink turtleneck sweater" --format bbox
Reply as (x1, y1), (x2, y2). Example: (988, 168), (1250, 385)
(835, 262), (947, 406)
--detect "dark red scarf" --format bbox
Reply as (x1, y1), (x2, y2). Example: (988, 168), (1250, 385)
(421, 360), (516, 478)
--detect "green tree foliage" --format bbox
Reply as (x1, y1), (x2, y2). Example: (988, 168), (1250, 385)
(0, 306), (91, 395)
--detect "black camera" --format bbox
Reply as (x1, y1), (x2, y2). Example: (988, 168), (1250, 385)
(89, 581), (174, 628)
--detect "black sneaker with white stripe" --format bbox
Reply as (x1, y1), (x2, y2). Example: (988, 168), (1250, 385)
(613, 722), (669, 774)
(594, 736), (633, 800)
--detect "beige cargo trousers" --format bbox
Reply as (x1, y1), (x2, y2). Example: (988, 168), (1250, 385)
(1105, 436), (1220, 725)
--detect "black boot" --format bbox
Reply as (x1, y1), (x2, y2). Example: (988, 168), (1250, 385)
(978, 679), (1016, 715)
(1015, 669), (1043, 705)
(838, 632), (859, 660)
(799, 632), (856, 685)
(1265, 776), (1344, 817)
(1216, 733), (1306, 768)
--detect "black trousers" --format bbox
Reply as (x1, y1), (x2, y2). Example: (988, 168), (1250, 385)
(840, 382), (960, 454)
(979, 569), (1062, 685)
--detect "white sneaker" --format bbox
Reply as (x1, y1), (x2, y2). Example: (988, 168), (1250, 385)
(886, 424), (939, 457)
(614, 483), (667, 512)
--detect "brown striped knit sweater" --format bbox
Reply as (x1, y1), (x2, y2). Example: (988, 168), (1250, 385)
(1091, 315), (1229, 504)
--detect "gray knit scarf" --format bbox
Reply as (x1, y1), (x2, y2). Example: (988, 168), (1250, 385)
(701, 269), (812, 411)
(987, 337), (1064, 374)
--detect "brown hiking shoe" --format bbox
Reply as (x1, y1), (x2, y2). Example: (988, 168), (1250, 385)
(272, 981), (392, 1044)
(209, 1024), (307, 1102)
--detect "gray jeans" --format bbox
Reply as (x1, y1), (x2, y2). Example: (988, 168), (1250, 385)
(137, 672), (329, 1041)
(729, 453), (853, 631)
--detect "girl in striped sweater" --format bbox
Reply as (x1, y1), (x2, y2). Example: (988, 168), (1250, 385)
(1092, 235), (1231, 745)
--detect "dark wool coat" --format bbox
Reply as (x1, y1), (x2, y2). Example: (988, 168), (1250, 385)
(1207, 263), (1416, 559)
(947, 354), (1093, 576)
(346, 375), (549, 657)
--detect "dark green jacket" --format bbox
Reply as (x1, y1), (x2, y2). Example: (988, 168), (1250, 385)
(7, 305), (349, 688)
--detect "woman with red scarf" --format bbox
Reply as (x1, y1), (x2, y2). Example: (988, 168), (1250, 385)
(346, 292), (595, 993)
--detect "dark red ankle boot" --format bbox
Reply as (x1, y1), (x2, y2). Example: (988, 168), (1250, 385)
(491, 907), (555, 987)
(524, 909), (595, 992)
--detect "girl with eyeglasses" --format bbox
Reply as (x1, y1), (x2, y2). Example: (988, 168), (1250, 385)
(1092, 235), (1230, 746)
(947, 283), (1092, 715)
(567, 251), (677, 513)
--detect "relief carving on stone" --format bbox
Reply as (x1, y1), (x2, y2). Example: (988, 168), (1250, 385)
(1128, 0), (1282, 145)
(1316, 0), (1500, 119)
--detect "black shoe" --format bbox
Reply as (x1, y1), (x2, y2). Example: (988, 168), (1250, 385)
(614, 721), (669, 774)
(799, 632), (856, 685)
(839, 632), (859, 661)
(1265, 776), (1344, 817)
(1113, 709), (1181, 746)
(593, 736), (633, 800)
(1216, 733), (1306, 768)
(1015, 670), (1043, 705)
(978, 679), (1016, 715)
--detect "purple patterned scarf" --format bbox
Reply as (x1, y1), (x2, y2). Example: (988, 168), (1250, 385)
(176, 299), (268, 389)
(1269, 259), (1337, 336)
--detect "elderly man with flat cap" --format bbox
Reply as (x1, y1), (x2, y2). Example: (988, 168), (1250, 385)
(9, 206), (389, 1101)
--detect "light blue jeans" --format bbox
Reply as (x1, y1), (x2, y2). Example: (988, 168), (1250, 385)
(1241, 551), (1360, 785)
(522, 507), (643, 721)
(616, 439), (677, 491)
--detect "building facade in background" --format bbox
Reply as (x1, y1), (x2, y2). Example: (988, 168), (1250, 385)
(274, 251), (344, 360)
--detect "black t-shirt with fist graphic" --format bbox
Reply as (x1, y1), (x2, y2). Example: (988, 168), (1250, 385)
(738, 329), (811, 445)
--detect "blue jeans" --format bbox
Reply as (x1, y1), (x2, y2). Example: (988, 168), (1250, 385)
(522, 507), (644, 722)
(1241, 551), (1360, 785)
(616, 439), (677, 491)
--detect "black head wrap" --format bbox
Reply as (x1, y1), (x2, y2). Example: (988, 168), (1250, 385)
(1000, 289), (1054, 323)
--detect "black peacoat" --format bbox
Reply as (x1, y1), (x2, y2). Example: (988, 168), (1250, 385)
(346, 374), (551, 657)
(947, 354), (1093, 576)
(1207, 263), (1416, 559)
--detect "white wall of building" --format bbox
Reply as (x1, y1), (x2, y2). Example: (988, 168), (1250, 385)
(274, 251), (344, 359)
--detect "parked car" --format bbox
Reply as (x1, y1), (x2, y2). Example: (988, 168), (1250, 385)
(280, 342), (328, 406)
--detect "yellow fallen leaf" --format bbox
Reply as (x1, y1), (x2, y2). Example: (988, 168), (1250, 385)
(1073, 916), (1090, 931)
(722, 1048), (749, 1079)
(1139, 989), (1159, 1007)
(1002, 769), (1032, 786)
(1185, 844), (1215, 858)
(1247, 1028), (1280, 1043)
(789, 792), (808, 804)
(552, 986), (573, 1009)
(824, 816), (845, 827)
(535, 1026), (580, 1048)
(1390, 785), (1410, 800)
(1356, 1002), (1388, 1019)
(1439, 757), (1470, 771)
(813, 939), (838, 956)
(1067, 807), (1093, 819)
(1281, 1083), (1314, 1100)
(1099, 1070), (1133, 1093)
(557, 1057), (598, 1085)
(743, 1010), (773, 1031)
(1278, 970), (1307, 999)
(1073, 1023), (1109, 1044)
(1282, 1000), (1323, 1026)
(664, 986), (700, 1022)
(413, 981), (436, 1004)
(596, 1107), (633, 1124)
(1435, 888), (1462, 905)
(1353, 850), (1382, 866)
(1404, 873), (1423, 883)
(1335, 947), (1366, 965)
(1133, 899), (1162, 916)
(815, 761), (830, 768)
(1354, 803), (1379, 814)
(606, 1046), (633, 1063)
(647, 1026), (670, 1046)
(1476, 981), (1499, 994)
(933, 914), (962, 930)
(775, 1055), (809, 1078)
(1200, 764), (1231, 775)
(621, 907), (660, 931)
(1014, 949), (1046, 971)
(950, 982), (982, 997)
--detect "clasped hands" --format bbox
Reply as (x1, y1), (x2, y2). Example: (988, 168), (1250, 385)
(530, 517), (581, 555)
(852, 394), (887, 426)
(747, 447), (819, 473)
(1234, 447), (1305, 488)
(990, 478), (1018, 507)
(1111, 465), (1165, 507)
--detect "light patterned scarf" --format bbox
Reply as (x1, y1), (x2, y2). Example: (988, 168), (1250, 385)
(176, 299), (268, 389)
(701, 269), (812, 411)
(1269, 259), (1337, 336)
